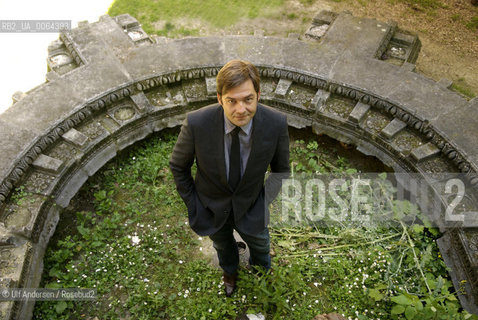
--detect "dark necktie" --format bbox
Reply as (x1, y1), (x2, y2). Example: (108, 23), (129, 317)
(229, 126), (241, 190)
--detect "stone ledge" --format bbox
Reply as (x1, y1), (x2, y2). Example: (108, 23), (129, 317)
(0, 11), (477, 319)
(32, 155), (63, 174)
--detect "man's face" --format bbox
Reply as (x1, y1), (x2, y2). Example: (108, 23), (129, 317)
(218, 79), (260, 127)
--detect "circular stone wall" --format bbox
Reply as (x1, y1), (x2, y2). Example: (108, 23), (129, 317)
(0, 11), (477, 319)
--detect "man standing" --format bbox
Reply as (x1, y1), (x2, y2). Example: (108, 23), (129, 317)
(169, 59), (290, 296)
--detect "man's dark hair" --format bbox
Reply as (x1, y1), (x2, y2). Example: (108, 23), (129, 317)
(216, 60), (260, 96)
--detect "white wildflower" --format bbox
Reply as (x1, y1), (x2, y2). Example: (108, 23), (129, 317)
(131, 236), (140, 245)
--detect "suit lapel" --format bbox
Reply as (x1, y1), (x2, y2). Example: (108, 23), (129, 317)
(213, 106), (229, 189)
(239, 104), (264, 187)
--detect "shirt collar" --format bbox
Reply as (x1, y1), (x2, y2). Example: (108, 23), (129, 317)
(224, 114), (253, 136)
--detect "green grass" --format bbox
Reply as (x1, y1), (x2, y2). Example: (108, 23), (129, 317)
(387, 0), (445, 12)
(108, 0), (283, 36)
(401, 0), (445, 9)
(466, 16), (478, 31)
(33, 131), (476, 319)
(298, 0), (317, 4)
(451, 14), (462, 22)
(451, 78), (477, 99)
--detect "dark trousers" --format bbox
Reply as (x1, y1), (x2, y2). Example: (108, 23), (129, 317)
(209, 214), (271, 275)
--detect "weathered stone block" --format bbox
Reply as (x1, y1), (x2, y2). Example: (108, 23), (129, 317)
(113, 14), (140, 29)
(0, 241), (31, 281)
(390, 131), (423, 155)
(274, 79), (292, 97)
(381, 118), (407, 139)
(100, 115), (120, 133)
(323, 95), (355, 120)
(321, 12), (394, 58)
(76, 120), (108, 142)
(411, 142), (440, 162)
(62, 129), (88, 148)
(3, 194), (46, 240)
(32, 155), (63, 174)
(287, 84), (317, 111)
(392, 32), (416, 46)
(46, 141), (82, 165)
(145, 85), (186, 108)
(130, 92), (153, 111)
(305, 24), (329, 40)
(311, 89), (330, 113)
(312, 10), (338, 25)
(348, 102), (370, 123)
(361, 110), (390, 134)
(182, 79), (208, 103)
(205, 77), (217, 96)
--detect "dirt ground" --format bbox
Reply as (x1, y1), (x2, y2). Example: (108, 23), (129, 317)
(327, 0), (478, 98)
(161, 0), (477, 98)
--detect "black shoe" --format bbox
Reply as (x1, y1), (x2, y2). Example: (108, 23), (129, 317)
(223, 272), (237, 297)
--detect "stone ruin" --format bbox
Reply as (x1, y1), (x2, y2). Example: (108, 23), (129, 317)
(0, 10), (477, 319)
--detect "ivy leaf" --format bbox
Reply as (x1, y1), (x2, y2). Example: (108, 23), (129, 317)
(368, 288), (384, 301)
(48, 267), (62, 279)
(405, 306), (418, 319)
(55, 301), (68, 314)
(428, 228), (440, 236)
(426, 273), (437, 290)
(414, 300), (424, 311)
(446, 294), (457, 301)
(92, 241), (103, 248)
(77, 225), (90, 239)
(308, 158), (317, 168)
(391, 294), (414, 305)
(391, 305), (406, 314)
(412, 224), (424, 234)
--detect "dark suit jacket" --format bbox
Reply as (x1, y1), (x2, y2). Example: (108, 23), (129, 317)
(169, 103), (290, 236)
